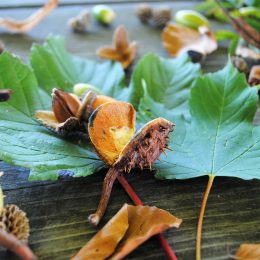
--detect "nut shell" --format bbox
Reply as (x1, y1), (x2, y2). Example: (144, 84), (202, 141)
(151, 7), (172, 28)
(136, 4), (153, 23)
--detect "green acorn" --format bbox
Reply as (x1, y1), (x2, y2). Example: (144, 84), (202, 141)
(175, 10), (209, 30)
(92, 5), (116, 25)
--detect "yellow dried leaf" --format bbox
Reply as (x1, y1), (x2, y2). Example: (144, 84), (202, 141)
(72, 204), (181, 260)
(35, 110), (59, 129)
(236, 244), (260, 260)
(162, 23), (217, 57)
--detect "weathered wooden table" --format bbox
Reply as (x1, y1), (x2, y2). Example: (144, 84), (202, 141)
(0, 1), (259, 259)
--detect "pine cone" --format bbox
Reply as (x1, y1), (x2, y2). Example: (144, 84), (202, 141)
(136, 4), (152, 24)
(151, 7), (172, 28)
(0, 204), (29, 242)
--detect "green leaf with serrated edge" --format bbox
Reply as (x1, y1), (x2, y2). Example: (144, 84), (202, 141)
(30, 35), (126, 97)
(0, 52), (104, 181)
(140, 60), (260, 180)
(128, 53), (201, 111)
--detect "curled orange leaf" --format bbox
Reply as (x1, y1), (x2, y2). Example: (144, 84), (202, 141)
(72, 204), (181, 260)
(97, 25), (138, 69)
(162, 23), (217, 58)
(235, 244), (260, 260)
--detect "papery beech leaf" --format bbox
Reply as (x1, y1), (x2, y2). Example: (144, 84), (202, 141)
(72, 204), (181, 260)
(162, 24), (217, 57)
(235, 244), (260, 259)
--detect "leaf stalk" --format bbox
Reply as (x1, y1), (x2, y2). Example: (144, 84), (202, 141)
(196, 175), (215, 260)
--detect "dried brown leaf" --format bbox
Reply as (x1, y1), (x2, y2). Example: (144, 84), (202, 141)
(0, 0), (58, 33)
(72, 204), (181, 260)
(97, 25), (138, 69)
(235, 244), (260, 260)
(162, 23), (217, 57)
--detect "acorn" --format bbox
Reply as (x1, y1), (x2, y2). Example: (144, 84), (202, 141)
(68, 10), (91, 33)
(151, 7), (172, 28)
(136, 4), (153, 24)
(0, 204), (29, 242)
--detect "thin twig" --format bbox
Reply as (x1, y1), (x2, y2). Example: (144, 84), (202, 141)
(196, 175), (215, 260)
(0, 0), (58, 33)
(117, 175), (178, 260)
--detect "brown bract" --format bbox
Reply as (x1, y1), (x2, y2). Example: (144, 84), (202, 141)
(162, 23), (217, 58)
(97, 25), (138, 69)
(72, 204), (181, 260)
(235, 244), (260, 259)
(36, 89), (114, 136)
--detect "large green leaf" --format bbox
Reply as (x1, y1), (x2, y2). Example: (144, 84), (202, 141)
(30, 35), (126, 97)
(141, 61), (260, 180)
(0, 52), (104, 181)
(128, 53), (201, 115)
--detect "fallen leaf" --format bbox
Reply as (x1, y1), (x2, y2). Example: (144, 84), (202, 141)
(162, 23), (217, 58)
(72, 204), (181, 260)
(97, 25), (138, 69)
(235, 244), (260, 260)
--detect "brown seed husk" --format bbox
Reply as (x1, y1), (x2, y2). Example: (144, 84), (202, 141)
(136, 4), (153, 24)
(151, 7), (172, 28)
(0, 205), (29, 243)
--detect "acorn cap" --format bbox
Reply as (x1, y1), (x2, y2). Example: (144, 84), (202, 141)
(151, 7), (172, 28)
(136, 4), (153, 23)
(0, 204), (29, 242)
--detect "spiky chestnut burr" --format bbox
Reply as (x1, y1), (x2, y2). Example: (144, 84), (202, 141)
(88, 118), (174, 225)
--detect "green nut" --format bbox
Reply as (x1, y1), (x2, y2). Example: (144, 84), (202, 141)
(175, 10), (209, 30)
(239, 7), (260, 19)
(92, 5), (116, 25)
(73, 83), (102, 96)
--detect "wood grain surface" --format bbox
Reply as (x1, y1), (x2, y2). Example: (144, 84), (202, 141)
(0, 1), (259, 260)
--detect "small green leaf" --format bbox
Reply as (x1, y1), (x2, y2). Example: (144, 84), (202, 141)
(30, 35), (126, 97)
(0, 52), (104, 181)
(141, 60), (260, 180)
(128, 53), (201, 114)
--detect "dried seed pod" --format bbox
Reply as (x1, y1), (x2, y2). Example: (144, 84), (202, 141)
(248, 65), (260, 86)
(88, 101), (136, 165)
(0, 205), (29, 242)
(36, 89), (114, 137)
(0, 89), (12, 102)
(136, 4), (153, 24)
(97, 25), (138, 69)
(68, 10), (91, 33)
(88, 101), (174, 225)
(151, 7), (172, 28)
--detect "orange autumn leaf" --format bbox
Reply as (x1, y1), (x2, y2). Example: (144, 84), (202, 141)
(97, 25), (138, 69)
(72, 204), (181, 260)
(162, 23), (217, 57)
(235, 244), (260, 260)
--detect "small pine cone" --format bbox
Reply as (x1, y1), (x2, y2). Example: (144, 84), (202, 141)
(0, 204), (29, 242)
(151, 7), (172, 28)
(136, 4), (153, 24)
